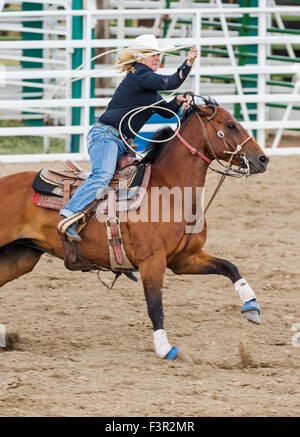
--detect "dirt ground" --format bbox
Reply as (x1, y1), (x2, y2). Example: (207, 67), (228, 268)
(0, 154), (299, 417)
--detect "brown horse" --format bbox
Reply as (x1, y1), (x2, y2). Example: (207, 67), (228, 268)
(0, 98), (269, 360)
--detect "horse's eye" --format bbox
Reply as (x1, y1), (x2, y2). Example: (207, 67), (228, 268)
(227, 123), (236, 129)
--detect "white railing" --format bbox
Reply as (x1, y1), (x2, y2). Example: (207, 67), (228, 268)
(0, 3), (300, 162)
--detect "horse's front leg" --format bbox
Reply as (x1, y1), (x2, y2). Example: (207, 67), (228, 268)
(138, 257), (181, 360)
(171, 250), (261, 324)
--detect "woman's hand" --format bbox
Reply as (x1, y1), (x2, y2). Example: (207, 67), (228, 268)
(186, 47), (198, 66)
(176, 94), (191, 109)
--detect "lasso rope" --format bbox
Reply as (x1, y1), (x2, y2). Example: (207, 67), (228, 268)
(42, 46), (190, 102)
(40, 45), (194, 158)
(117, 48), (194, 157)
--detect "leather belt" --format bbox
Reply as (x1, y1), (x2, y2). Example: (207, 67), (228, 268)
(94, 121), (126, 140)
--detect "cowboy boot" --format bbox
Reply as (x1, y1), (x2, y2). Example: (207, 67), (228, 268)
(124, 272), (138, 282)
(59, 215), (82, 242)
(66, 221), (81, 242)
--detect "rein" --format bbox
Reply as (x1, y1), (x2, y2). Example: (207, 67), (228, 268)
(175, 131), (211, 164)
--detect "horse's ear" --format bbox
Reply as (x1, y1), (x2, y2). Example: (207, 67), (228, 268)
(195, 105), (213, 117)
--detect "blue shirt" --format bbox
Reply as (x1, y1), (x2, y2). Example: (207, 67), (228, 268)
(98, 60), (191, 139)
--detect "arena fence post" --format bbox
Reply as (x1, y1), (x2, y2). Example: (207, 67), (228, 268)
(22, 1), (43, 127)
(235, 0), (258, 137)
(71, 0), (83, 153)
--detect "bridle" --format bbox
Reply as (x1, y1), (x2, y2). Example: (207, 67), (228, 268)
(175, 92), (253, 178)
(197, 106), (252, 177)
(175, 92), (254, 246)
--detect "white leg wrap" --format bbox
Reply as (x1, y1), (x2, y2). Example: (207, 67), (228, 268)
(153, 329), (172, 359)
(234, 278), (256, 304)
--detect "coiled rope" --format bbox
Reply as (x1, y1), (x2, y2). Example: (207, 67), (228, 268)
(41, 45), (194, 158)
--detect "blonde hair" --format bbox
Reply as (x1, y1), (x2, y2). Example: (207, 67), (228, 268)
(117, 49), (158, 74)
(117, 49), (137, 74)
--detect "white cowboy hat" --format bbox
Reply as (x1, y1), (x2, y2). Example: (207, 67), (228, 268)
(127, 34), (175, 53)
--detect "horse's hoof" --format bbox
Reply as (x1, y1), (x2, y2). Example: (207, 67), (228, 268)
(242, 300), (261, 324)
(177, 350), (193, 363)
(166, 347), (193, 363)
(242, 309), (260, 324)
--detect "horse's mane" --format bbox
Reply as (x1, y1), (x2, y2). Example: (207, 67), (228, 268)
(139, 126), (174, 165)
(183, 95), (219, 120)
(140, 95), (219, 165)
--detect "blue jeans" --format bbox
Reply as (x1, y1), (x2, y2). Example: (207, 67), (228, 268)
(60, 125), (127, 217)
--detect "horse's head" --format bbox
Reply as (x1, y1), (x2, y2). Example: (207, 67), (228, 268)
(183, 98), (269, 176)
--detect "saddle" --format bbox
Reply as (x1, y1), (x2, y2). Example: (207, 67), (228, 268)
(33, 157), (142, 203)
(32, 159), (151, 277)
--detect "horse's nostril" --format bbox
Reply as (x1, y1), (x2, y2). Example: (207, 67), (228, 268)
(259, 155), (269, 165)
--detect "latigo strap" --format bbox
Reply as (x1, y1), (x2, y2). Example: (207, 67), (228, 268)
(105, 189), (135, 271)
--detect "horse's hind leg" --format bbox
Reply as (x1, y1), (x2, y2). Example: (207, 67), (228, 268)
(171, 250), (261, 324)
(0, 242), (44, 287)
